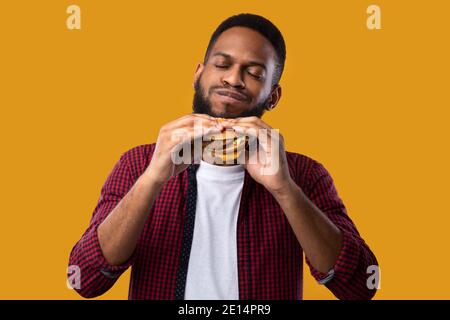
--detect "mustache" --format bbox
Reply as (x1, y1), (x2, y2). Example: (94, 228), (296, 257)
(208, 86), (251, 102)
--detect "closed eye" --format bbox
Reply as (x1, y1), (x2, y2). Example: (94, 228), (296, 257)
(248, 71), (262, 80)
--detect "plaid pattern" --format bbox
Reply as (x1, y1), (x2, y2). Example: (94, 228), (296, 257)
(68, 144), (378, 300)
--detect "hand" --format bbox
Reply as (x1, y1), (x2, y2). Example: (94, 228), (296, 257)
(220, 117), (294, 195)
(145, 114), (223, 187)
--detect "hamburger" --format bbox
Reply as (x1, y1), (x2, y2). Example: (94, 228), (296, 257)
(202, 118), (248, 164)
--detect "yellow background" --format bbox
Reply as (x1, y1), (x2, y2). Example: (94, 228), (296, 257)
(0, 0), (449, 299)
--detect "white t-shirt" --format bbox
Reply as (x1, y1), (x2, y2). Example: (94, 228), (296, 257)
(184, 160), (245, 300)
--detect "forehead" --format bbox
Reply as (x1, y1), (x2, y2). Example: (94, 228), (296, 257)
(209, 27), (276, 64)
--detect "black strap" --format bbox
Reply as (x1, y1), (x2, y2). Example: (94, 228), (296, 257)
(174, 164), (199, 300)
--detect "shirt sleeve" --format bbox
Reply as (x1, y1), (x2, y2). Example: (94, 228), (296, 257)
(303, 160), (379, 300)
(68, 152), (136, 298)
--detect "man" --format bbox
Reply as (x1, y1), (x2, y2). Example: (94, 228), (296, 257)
(68, 13), (378, 300)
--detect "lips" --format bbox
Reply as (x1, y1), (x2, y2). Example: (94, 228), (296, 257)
(215, 89), (249, 103)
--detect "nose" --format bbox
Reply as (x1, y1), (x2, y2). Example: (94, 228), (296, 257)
(222, 66), (245, 89)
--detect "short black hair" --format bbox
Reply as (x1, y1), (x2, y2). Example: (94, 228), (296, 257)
(204, 13), (286, 86)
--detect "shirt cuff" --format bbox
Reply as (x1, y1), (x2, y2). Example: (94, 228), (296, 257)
(81, 224), (135, 279)
(307, 230), (361, 285)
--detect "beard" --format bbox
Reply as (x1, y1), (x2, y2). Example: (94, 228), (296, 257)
(192, 77), (271, 119)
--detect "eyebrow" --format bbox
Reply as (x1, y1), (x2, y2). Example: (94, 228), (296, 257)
(212, 51), (267, 70)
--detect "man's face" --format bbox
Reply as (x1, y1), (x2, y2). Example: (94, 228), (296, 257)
(193, 26), (281, 118)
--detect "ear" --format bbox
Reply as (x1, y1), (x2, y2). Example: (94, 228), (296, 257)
(193, 62), (204, 88)
(266, 84), (282, 111)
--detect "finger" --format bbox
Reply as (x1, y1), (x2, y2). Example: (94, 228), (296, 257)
(170, 125), (225, 164)
(171, 125), (223, 145)
(232, 125), (283, 154)
(191, 113), (216, 120)
(165, 115), (220, 131)
(229, 116), (272, 130)
(191, 113), (230, 127)
(220, 120), (272, 132)
(231, 123), (281, 140)
(230, 123), (270, 138)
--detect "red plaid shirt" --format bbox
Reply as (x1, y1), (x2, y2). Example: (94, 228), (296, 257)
(68, 143), (378, 300)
